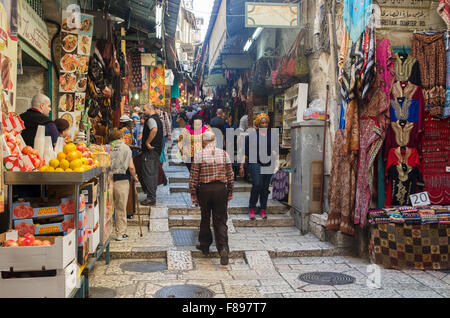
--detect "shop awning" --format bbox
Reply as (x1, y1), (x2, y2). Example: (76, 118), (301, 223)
(207, 0), (227, 73)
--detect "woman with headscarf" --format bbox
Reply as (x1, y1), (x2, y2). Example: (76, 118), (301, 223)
(240, 113), (275, 220)
(177, 113), (214, 172)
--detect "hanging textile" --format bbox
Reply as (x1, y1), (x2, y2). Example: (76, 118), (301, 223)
(326, 130), (357, 236)
(354, 87), (390, 228)
(131, 51), (142, 91)
(444, 31), (450, 119)
(343, 0), (373, 43)
(171, 78), (180, 99)
(394, 53), (421, 86)
(374, 38), (396, 102)
(411, 32), (446, 118)
(360, 21), (375, 100)
(149, 64), (165, 106)
(438, 0), (450, 28)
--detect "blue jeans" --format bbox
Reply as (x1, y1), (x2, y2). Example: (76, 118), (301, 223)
(172, 114), (178, 128)
(248, 163), (273, 210)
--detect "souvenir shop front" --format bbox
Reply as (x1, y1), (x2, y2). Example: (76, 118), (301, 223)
(326, 0), (449, 270)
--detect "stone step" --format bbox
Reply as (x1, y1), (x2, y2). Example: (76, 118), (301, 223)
(168, 205), (290, 216)
(169, 183), (252, 193)
(168, 214), (294, 228)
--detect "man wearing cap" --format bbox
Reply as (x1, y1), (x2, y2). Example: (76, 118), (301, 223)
(189, 131), (234, 265)
(119, 115), (133, 146)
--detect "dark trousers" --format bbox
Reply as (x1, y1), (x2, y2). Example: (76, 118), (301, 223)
(248, 163), (273, 210)
(142, 150), (160, 201)
(197, 182), (229, 253)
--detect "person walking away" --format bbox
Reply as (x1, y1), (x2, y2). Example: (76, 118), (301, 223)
(119, 115), (133, 146)
(177, 114), (213, 172)
(109, 128), (139, 241)
(54, 118), (71, 142)
(240, 113), (275, 220)
(20, 94), (59, 147)
(189, 131), (234, 265)
(171, 104), (179, 129)
(156, 106), (172, 163)
(176, 107), (188, 128)
(140, 104), (163, 206)
(210, 108), (227, 146)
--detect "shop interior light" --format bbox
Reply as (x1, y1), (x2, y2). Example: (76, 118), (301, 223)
(156, 4), (162, 39)
(134, 93), (139, 100)
(243, 27), (263, 52)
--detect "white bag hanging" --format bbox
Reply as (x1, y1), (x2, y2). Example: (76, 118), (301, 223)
(43, 136), (55, 165)
(34, 125), (46, 158)
(54, 137), (65, 155)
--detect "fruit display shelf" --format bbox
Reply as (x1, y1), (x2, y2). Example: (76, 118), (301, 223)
(4, 167), (102, 185)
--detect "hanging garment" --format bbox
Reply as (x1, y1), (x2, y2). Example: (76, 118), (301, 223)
(360, 21), (375, 100)
(326, 130), (357, 236)
(438, 0), (450, 28)
(390, 97), (421, 124)
(394, 53), (421, 86)
(385, 147), (424, 207)
(384, 121), (420, 158)
(355, 87), (390, 228)
(411, 32), (446, 117)
(375, 38), (396, 102)
(444, 31), (450, 119)
(421, 113), (450, 204)
(343, 0), (373, 43)
(339, 35), (365, 101)
(130, 51), (142, 91)
(343, 99), (360, 156)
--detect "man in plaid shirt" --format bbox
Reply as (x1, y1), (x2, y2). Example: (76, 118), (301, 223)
(189, 131), (234, 265)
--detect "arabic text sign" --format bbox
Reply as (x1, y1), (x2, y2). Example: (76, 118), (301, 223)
(245, 2), (300, 28)
(379, 7), (431, 29)
(375, 0), (430, 8)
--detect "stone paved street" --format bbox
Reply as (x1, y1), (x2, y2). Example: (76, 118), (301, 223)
(89, 256), (450, 298)
(88, 137), (450, 298)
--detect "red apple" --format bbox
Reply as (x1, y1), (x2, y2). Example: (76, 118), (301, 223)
(22, 238), (33, 246)
(76, 145), (84, 152)
(22, 146), (32, 155)
(24, 234), (35, 242)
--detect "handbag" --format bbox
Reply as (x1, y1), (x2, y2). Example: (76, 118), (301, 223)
(278, 29), (308, 79)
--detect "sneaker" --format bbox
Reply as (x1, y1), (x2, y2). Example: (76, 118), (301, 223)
(195, 244), (209, 256)
(260, 209), (267, 219)
(249, 208), (256, 220)
(219, 249), (229, 265)
(115, 235), (123, 241)
(122, 234), (129, 239)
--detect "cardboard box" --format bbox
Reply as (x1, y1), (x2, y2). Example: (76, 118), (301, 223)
(87, 226), (100, 253)
(60, 195), (86, 214)
(86, 203), (99, 228)
(12, 202), (63, 220)
(0, 260), (77, 298)
(81, 179), (98, 204)
(0, 230), (76, 271)
(14, 218), (65, 236)
(63, 211), (87, 232)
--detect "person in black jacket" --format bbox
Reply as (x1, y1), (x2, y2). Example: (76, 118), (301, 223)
(20, 94), (59, 147)
(140, 104), (163, 206)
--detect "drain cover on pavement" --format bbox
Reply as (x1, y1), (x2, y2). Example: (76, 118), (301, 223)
(298, 272), (356, 285)
(171, 229), (199, 246)
(120, 261), (167, 273)
(89, 287), (117, 298)
(156, 285), (214, 298)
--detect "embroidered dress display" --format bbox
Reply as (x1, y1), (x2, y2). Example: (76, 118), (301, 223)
(394, 53), (421, 86)
(444, 31), (450, 119)
(390, 98), (420, 124)
(387, 165), (424, 206)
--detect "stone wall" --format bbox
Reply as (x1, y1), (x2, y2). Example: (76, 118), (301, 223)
(16, 66), (47, 115)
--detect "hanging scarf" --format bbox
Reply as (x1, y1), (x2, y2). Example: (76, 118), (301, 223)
(443, 31), (450, 119)
(360, 20), (375, 100)
(131, 50), (142, 91)
(343, 0), (373, 43)
(438, 0), (450, 28)
(375, 38), (395, 102)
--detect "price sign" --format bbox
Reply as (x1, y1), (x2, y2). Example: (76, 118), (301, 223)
(446, 166), (450, 173)
(410, 192), (430, 207)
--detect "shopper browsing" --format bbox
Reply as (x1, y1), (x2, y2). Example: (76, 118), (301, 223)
(109, 128), (139, 241)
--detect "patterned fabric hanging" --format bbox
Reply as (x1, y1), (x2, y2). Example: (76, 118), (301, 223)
(343, 0), (373, 43)
(443, 31), (450, 119)
(131, 51), (143, 91)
